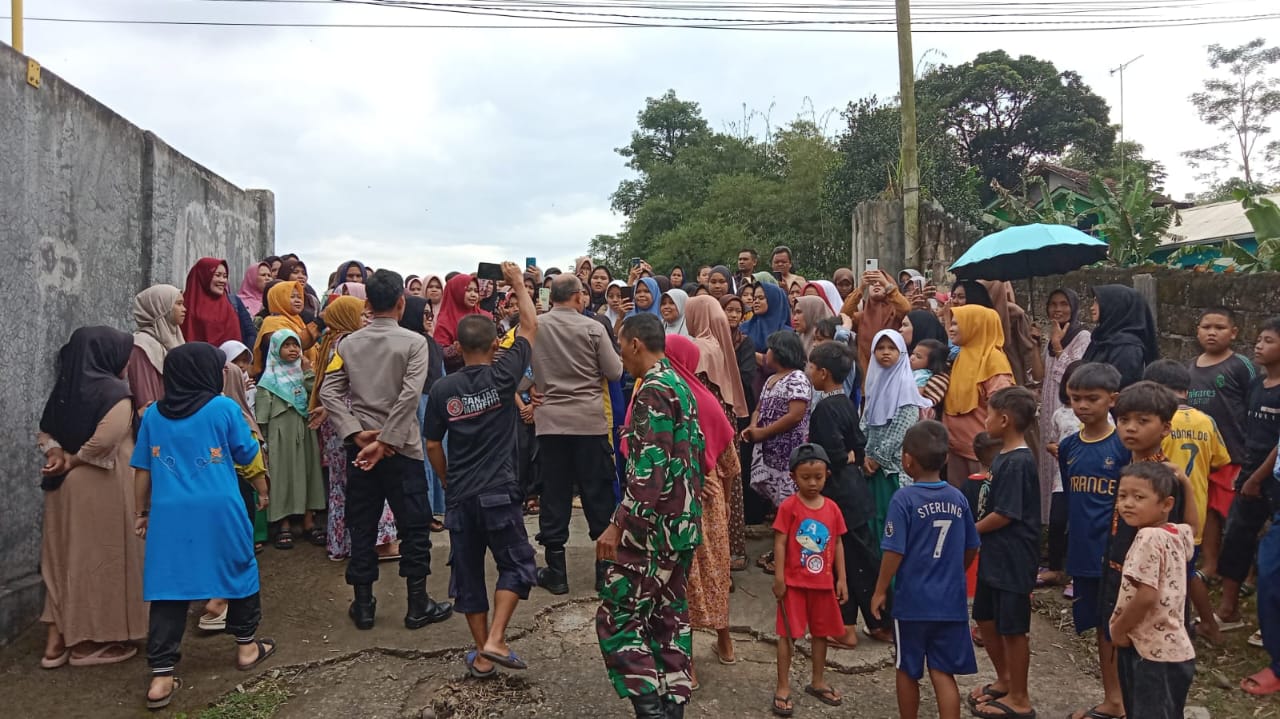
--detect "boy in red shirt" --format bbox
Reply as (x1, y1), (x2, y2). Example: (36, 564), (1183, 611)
(772, 444), (848, 716)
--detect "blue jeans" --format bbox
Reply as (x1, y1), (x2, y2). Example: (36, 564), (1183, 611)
(1258, 513), (1280, 675)
(416, 394), (447, 516)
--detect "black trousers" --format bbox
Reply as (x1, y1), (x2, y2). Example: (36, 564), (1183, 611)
(1117, 647), (1194, 719)
(1046, 492), (1068, 572)
(516, 421), (541, 499)
(344, 449), (433, 586)
(1220, 491), (1271, 583)
(842, 523), (891, 631)
(147, 593), (261, 674)
(535, 435), (617, 550)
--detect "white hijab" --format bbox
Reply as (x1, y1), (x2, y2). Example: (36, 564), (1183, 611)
(863, 329), (932, 426)
(602, 279), (629, 325)
(662, 289), (690, 336)
(132, 284), (186, 372)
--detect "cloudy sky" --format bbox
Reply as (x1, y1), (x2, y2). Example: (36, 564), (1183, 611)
(16, 0), (1280, 278)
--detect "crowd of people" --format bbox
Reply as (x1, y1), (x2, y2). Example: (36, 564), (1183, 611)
(32, 244), (1280, 718)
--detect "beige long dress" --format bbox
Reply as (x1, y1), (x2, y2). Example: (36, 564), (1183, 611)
(38, 400), (147, 645)
(686, 381), (741, 631)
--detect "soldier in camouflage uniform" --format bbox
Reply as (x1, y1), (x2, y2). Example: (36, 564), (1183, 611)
(596, 313), (707, 719)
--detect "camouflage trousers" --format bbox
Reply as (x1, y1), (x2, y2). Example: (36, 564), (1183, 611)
(596, 545), (695, 702)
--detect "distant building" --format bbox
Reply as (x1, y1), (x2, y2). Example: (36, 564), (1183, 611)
(1151, 192), (1279, 270)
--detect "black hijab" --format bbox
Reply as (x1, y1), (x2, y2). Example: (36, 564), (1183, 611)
(1047, 288), (1084, 357)
(905, 310), (947, 352)
(399, 296), (445, 394)
(952, 279), (993, 309)
(39, 327), (134, 491)
(158, 343), (228, 419)
(654, 275), (673, 293)
(1083, 284), (1159, 365)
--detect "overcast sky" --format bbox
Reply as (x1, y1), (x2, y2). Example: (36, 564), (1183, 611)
(17, 0), (1280, 279)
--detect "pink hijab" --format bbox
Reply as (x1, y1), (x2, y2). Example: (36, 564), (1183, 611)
(237, 262), (269, 315)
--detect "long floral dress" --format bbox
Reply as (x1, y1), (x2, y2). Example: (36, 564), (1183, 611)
(321, 337), (398, 560)
(749, 369), (812, 508)
(687, 377), (740, 630)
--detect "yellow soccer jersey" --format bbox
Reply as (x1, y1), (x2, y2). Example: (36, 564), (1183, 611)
(1162, 406), (1231, 544)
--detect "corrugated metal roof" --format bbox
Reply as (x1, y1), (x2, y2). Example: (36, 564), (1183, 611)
(1160, 192), (1280, 247)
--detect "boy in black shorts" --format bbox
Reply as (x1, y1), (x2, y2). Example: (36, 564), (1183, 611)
(969, 387), (1040, 719)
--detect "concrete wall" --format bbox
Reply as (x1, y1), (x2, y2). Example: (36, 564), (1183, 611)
(0, 43), (274, 643)
(1018, 266), (1280, 362)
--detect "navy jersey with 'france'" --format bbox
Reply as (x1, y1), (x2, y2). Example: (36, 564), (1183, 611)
(1058, 429), (1130, 578)
(881, 482), (980, 622)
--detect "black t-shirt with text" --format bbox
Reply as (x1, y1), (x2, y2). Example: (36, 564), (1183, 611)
(1186, 354), (1254, 464)
(977, 447), (1041, 593)
(424, 337), (531, 509)
(1242, 376), (1280, 478)
(808, 393), (871, 528)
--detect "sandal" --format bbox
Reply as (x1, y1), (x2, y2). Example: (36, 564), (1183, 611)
(1069, 706), (1124, 719)
(466, 650), (497, 679)
(304, 527), (326, 547)
(971, 625), (985, 648)
(523, 498), (540, 516)
(757, 551), (776, 575)
(804, 684), (842, 707)
(1242, 667), (1280, 696)
(68, 643), (137, 667)
(1249, 630), (1264, 647)
(971, 698), (1036, 718)
(711, 645), (736, 665)
(770, 694), (794, 717)
(967, 683), (1007, 708)
(730, 555), (748, 572)
(1214, 613), (1247, 632)
(40, 649), (69, 670)
(236, 638), (277, 671)
(274, 529), (294, 550)
(147, 676), (181, 711)
(199, 606), (228, 631)
(479, 649), (528, 670)
(430, 518), (446, 533)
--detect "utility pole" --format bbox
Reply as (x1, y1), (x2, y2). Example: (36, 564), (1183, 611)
(10, 0), (21, 52)
(1109, 54), (1143, 179)
(896, 0), (920, 272)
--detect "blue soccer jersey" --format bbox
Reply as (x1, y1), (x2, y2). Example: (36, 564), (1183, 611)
(1058, 429), (1131, 578)
(881, 482), (980, 622)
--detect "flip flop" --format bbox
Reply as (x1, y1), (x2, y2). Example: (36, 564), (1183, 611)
(40, 649), (69, 670)
(479, 649), (528, 670)
(711, 645), (737, 665)
(1242, 668), (1280, 696)
(804, 684), (842, 707)
(1249, 630), (1264, 647)
(971, 626), (986, 648)
(1070, 706), (1124, 719)
(1215, 613), (1247, 632)
(770, 694), (794, 717)
(967, 684), (1008, 708)
(970, 698), (1036, 718)
(199, 606), (228, 631)
(466, 650), (497, 679)
(147, 677), (182, 711)
(68, 643), (137, 667)
(236, 638), (277, 671)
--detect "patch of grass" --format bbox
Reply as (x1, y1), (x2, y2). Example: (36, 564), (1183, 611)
(177, 678), (289, 719)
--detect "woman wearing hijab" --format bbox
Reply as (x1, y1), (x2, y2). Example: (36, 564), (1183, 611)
(127, 285), (187, 419)
(898, 268), (925, 293)
(793, 295), (834, 357)
(982, 280), (1043, 386)
(706, 265), (735, 300)
(741, 281), (791, 354)
(943, 305), (1015, 485)
(602, 280), (629, 327)
(324, 281), (368, 310)
(219, 341), (268, 550)
(434, 273), (492, 373)
(686, 295), (750, 573)
(1082, 284), (1158, 388)
(236, 262), (272, 317)
(574, 256), (594, 283)
(256, 280), (321, 376)
(841, 269), (912, 377)
(275, 258), (319, 314)
(626, 277), (663, 319)
(308, 296), (403, 560)
(404, 275), (423, 297)
(900, 309), (948, 353)
(802, 281), (843, 317)
(949, 279), (993, 309)
(659, 288), (691, 336)
(753, 270), (778, 286)
(401, 296), (448, 532)
(333, 260), (368, 289)
(832, 268), (857, 300)
(180, 258), (243, 347)
(861, 329), (934, 535)
(422, 274), (445, 317)
(666, 335), (740, 675)
(588, 265), (613, 311)
(132, 343), (274, 710)
(669, 266), (685, 287)
(37, 327), (145, 670)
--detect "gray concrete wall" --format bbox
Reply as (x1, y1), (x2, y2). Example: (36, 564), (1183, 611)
(0, 43), (274, 643)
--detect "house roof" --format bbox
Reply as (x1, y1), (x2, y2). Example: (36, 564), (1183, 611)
(1159, 192), (1280, 247)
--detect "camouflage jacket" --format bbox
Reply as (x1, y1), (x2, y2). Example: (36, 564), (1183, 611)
(612, 359), (706, 555)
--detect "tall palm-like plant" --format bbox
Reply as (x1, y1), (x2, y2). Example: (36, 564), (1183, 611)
(1088, 175), (1180, 266)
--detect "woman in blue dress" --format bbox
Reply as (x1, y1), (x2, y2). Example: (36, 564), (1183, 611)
(131, 343), (277, 710)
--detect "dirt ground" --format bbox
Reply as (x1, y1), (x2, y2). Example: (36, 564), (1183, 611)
(0, 517), (1237, 718)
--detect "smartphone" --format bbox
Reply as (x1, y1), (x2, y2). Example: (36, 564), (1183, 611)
(477, 262), (503, 281)
(525, 257), (537, 270)
(539, 288), (551, 307)
(771, 271), (784, 282)
(631, 257), (643, 267)
(620, 286), (634, 301)
(865, 258), (879, 273)
(912, 276), (926, 291)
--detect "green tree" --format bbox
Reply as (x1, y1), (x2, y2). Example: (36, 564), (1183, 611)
(1183, 38), (1280, 187)
(1186, 176), (1276, 205)
(916, 50), (1115, 199)
(1060, 139), (1168, 191)
(1087, 176), (1180, 267)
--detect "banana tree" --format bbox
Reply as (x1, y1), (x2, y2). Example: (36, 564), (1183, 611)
(1088, 175), (1180, 267)
(1217, 190), (1280, 272)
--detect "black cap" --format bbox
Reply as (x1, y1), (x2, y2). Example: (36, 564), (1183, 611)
(789, 443), (830, 471)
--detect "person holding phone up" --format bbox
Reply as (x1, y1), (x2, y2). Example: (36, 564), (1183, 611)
(839, 268), (912, 379)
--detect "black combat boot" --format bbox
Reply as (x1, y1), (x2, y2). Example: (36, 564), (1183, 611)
(662, 697), (685, 719)
(629, 693), (665, 719)
(404, 577), (453, 629)
(536, 548), (570, 595)
(349, 584), (376, 630)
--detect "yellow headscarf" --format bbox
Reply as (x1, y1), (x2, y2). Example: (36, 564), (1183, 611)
(944, 305), (1013, 416)
(309, 296), (365, 410)
(257, 281), (312, 375)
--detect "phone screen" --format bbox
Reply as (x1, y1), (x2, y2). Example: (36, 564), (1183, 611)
(525, 257), (536, 270)
(539, 288), (551, 306)
(620, 286), (634, 301)
(477, 262), (503, 281)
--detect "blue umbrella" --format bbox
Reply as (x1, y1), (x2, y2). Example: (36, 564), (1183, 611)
(949, 223), (1108, 281)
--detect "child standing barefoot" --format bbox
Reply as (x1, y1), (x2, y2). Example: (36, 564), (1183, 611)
(132, 343), (276, 711)
(772, 444), (847, 716)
